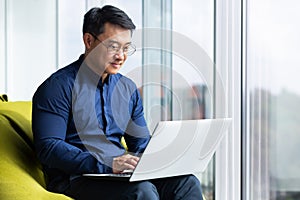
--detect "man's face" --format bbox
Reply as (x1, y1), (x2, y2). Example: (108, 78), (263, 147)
(85, 23), (132, 78)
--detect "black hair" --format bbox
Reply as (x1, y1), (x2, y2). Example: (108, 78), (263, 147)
(82, 5), (136, 36)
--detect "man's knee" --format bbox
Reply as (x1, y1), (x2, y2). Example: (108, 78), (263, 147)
(174, 175), (203, 200)
(122, 181), (159, 200)
(185, 175), (201, 188)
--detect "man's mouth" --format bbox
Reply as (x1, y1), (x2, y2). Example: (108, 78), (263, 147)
(110, 62), (122, 68)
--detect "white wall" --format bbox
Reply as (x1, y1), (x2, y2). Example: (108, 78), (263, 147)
(0, 0), (6, 94)
(1, 0), (57, 100)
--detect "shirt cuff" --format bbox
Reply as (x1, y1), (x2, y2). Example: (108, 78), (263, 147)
(97, 156), (113, 173)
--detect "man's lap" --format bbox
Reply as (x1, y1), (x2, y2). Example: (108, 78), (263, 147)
(65, 174), (202, 200)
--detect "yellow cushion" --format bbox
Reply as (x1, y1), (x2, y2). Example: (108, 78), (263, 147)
(121, 136), (128, 151)
(0, 98), (72, 199)
(0, 100), (32, 121)
(0, 101), (33, 144)
(0, 115), (72, 199)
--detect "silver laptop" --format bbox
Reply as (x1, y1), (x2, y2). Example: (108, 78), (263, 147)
(83, 118), (232, 182)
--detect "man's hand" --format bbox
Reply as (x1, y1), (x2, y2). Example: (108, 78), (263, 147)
(112, 154), (140, 174)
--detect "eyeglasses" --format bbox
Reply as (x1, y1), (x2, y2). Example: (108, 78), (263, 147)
(90, 33), (136, 56)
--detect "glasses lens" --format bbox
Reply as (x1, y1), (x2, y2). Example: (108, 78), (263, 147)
(105, 43), (136, 56)
(126, 44), (136, 56)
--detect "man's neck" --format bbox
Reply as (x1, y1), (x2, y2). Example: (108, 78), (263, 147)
(101, 73), (108, 83)
(83, 53), (109, 83)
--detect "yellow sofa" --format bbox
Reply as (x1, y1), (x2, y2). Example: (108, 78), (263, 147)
(0, 95), (72, 199)
(0, 95), (206, 200)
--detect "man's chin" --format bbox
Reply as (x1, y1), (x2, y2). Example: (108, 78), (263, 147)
(106, 66), (121, 75)
(106, 70), (119, 75)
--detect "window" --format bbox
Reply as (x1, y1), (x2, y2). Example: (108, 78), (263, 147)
(1, 0), (57, 100)
(142, 0), (216, 199)
(58, 0), (86, 68)
(245, 0), (300, 199)
(173, 1), (215, 199)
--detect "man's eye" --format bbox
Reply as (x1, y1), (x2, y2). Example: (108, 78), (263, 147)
(109, 44), (119, 50)
(123, 46), (129, 52)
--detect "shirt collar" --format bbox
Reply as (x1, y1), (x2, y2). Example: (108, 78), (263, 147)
(77, 54), (115, 89)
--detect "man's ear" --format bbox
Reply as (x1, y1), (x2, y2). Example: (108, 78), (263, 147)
(83, 33), (93, 50)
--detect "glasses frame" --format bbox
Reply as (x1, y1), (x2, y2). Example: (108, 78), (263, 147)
(89, 33), (136, 56)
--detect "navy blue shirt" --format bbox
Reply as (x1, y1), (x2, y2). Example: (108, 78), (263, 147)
(32, 55), (150, 192)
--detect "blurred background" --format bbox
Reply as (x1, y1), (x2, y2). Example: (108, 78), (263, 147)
(1, 0), (300, 199)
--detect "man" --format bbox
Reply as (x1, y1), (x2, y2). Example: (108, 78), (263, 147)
(32, 5), (203, 200)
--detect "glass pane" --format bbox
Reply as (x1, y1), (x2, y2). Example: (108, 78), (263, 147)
(58, 0), (86, 68)
(0, 0), (5, 93)
(173, 0), (214, 199)
(142, 0), (172, 130)
(6, 0), (56, 100)
(107, 0), (143, 87)
(247, 0), (300, 199)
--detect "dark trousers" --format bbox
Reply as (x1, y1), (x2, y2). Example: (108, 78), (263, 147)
(65, 174), (203, 200)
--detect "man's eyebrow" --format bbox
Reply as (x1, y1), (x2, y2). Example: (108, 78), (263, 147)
(106, 39), (132, 45)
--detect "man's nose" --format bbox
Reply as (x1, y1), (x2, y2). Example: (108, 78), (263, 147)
(114, 49), (126, 58)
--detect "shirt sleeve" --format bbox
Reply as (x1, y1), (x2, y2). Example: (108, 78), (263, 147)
(124, 87), (150, 154)
(32, 78), (112, 175)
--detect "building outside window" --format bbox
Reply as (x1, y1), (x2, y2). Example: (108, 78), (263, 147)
(245, 0), (300, 199)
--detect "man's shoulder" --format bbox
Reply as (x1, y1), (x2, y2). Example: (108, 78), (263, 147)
(43, 56), (83, 85)
(51, 59), (81, 81)
(33, 57), (82, 99)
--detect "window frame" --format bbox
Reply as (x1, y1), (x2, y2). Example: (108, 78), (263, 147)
(214, 0), (242, 199)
